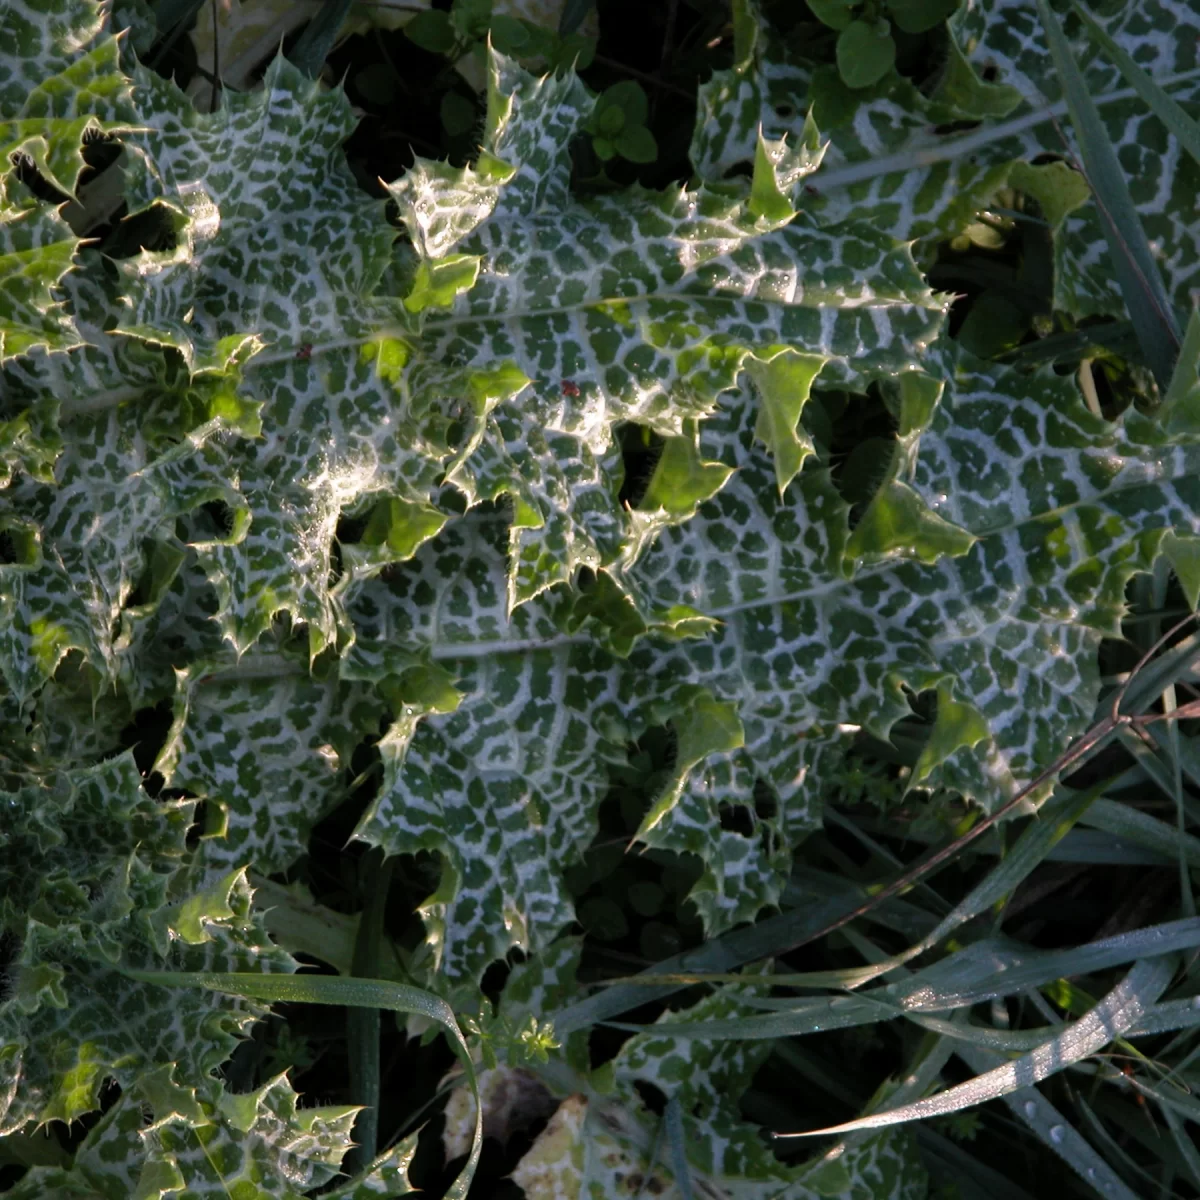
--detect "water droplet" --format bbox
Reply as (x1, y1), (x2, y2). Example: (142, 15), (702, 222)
(1049, 1125), (1065, 1144)
(1192, 993), (1200, 1009)
(1023, 1101), (1037, 1119)
(1087, 1168), (1097, 1180)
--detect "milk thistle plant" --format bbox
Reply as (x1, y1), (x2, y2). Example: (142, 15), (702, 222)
(3, 0), (1200, 1196)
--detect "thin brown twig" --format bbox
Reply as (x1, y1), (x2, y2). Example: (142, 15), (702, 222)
(651, 0), (679, 124)
(590, 53), (694, 100)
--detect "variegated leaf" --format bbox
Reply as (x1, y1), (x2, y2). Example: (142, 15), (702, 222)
(389, 50), (945, 604)
(0, 373), (245, 702)
(3, 1070), (387, 1200)
(0, 0), (136, 213)
(0, 0), (136, 362)
(0, 754), (294, 1135)
(154, 643), (383, 876)
(341, 340), (1200, 978)
(710, 0), (1200, 320)
(341, 517), (626, 981)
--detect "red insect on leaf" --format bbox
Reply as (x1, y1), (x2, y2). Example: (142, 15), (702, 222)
(296, 343), (313, 361)
(560, 379), (580, 397)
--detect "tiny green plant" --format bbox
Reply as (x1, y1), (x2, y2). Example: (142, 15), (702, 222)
(586, 80), (658, 162)
(406, 0), (596, 75)
(809, 0), (960, 88)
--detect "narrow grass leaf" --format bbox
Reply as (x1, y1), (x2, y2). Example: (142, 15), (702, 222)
(907, 781), (1104, 958)
(288, 0), (354, 78)
(1133, 1076), (1200, 1125)
(1162, 1105), (1200, 1190)
(916, 1130), (1046, 1200)
(148, 0), (207, 67)
(1142, 724), (1200, 817)
(898, 918), (1200, 1012)
(905, 1014), (1055, 1052)
(765, 916), (1200, 1013)
(1114, 628), (1200, 711)
(744, 780), (1107, 995)
(1162, 308), (1200, 423)
(1075, 1094), (1167, 1196)
(775, 957), (1175, 1137)
(906, 990), (1200, 1050)
(997, 320), (1138, 366)
(1034, 0), (1181, 387)
(1070, 0), (1200, 170)
(576, 872), (941, 1004)
(955, 1045), (1139, 1200)
(554, 887), (876, 1033)
(1082, 795), (1200, 868)
(663, 1095), (695, 1200)
(558, 0), (596, 35)
(343, 853), (394, 1176)
(886, 1023), (959, 1106)
(723, 919), (1200, 1033)
(609, 992), (903, 1041)
(842, 926), (1137, 1198)
(1127, 996), (1200, 1037)
(119, 969), (482, 1200)
(1032, 828), (1173, 865)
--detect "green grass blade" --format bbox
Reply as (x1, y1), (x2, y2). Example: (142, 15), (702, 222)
(583, 782), (1101, 1005)
(663, 1095), (695, 1200)
(564, 872), (941, 1015)
(1127, 996), (1200, 1036)
(1075, 1094), (1167, 1195)
(344, 852), (394, 1176)
(842, 804), (1175, 865)
(916, 1128), (1046, 1200)
(119, 968), (482, 1200)
(609, 992), (901, 1042)
(775, 957), (1176, 1137)
(558, 0), (596, 35)
(1070, 0), (1200, 169)
(955, 1046), (1140, 1200)
(1162, 1104), (1200, 1191)
(644, 919), (1200, 1041)
(911, 993), (1200, 1047)
(907, 1014), (1061, 1052)
(1082, 796), (1200, 868)
(901, 918), (1200, 1012)
(1113, 627), (1200, 710)
(698, 916), (1200, 1005)
(1034, 0), (1182, 387)
(997, 320), (1138, 366)
(1135, 1077), (1200, 1125)
(783, 780), (1105, 992)
(1112, 724), (1200, 824)
(907, 781), (1103, 958)
(148, 0), (207, 69)
(1162, 308), (1200, 421)
(553, 886), (874, 1034)
(846, 925), (1138, 1196)
(289, 0), (354, 77)
(886, 1023), (959, 1106)
(1142, 725), (1200, 823)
